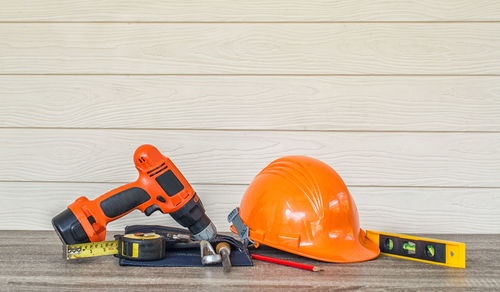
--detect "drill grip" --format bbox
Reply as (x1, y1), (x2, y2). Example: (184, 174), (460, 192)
(52, 183), (151, 245)
(98, 186), (150, 218)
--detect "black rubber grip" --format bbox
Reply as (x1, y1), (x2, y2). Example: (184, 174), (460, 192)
(155, 170), (185, 197)
(100, 187), (151, 218)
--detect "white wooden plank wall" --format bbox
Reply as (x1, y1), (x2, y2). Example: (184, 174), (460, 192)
(0, 1), (499, 234)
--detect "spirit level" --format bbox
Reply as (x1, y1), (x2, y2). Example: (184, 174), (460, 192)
(366, 230), (466, 268)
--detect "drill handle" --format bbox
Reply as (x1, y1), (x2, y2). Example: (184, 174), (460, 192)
(68, 181), (151, 239)
(95, 183), (151, 221)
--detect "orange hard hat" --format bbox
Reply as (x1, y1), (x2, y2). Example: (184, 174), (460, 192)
(231, 156), (380, 263)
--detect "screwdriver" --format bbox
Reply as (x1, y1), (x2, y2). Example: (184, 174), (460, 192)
(216, 242), (232, 272)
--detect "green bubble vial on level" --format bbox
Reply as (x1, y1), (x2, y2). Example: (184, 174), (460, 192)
(385, 238), (394, 251)
(402, 241), (416, 255)
(425, 245), (435, 257)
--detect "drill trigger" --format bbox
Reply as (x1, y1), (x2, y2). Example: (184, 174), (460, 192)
(145, 204), (161, 216)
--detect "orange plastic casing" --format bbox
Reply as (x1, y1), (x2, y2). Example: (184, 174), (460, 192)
(236, 156), (380, 263)
(68, 145), (195, 242)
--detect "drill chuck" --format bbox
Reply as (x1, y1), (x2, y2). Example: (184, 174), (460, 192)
(170, 194), (217, 241)
(193, 222), (217, 241)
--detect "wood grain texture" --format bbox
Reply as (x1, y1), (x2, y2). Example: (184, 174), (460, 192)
(1, 23), (500, 74)
(1, 129), (499, 187)
(1, 0), (500, 22)
(1, 182), (499, 233)
(0, 231), (499, 291)
(1, 75), (500, 131)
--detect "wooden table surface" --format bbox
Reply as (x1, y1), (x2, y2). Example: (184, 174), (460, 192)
(0, 231), (498, 291)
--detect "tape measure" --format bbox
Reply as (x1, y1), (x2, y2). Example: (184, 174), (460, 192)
(366, 230), (466, 268)
(64, 232), (166, 261)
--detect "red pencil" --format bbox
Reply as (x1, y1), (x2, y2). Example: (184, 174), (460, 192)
(251, 254), (322, 272)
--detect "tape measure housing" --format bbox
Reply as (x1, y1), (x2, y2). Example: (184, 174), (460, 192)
(117, 233), (166, 261)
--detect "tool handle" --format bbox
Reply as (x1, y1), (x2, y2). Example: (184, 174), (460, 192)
(216, 242), (231, 254)
(68, 170), (193, 238)
(94, 183), (151, 220)
(66, 182), (151, 242)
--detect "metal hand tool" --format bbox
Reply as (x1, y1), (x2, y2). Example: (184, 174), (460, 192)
(216, 242), (232, 273)
(200, 240), (221, 265)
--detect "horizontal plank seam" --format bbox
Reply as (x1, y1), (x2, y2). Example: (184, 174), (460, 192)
(0, 229), (494, 237)
(1, 74), (500, 77)
(1, 21), (500, 24)
(2, 180), (500, 189)
(0, 231), (493, 235)
(1, 127), (499, 134)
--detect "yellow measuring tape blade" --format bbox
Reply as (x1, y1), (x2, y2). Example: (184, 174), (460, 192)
(64, 240), (118, 260)
(366, 230), (466, 268)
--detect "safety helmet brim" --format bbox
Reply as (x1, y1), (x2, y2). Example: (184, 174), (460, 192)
(232, 225), (379, 263)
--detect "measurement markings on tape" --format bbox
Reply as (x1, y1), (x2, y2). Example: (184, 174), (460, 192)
(64, 240), (119, 260)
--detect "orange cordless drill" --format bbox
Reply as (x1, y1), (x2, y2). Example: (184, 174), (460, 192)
(52, 144), (217, 244)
